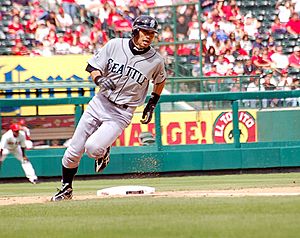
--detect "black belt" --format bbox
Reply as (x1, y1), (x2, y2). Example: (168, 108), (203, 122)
(107, 98), (128, 109)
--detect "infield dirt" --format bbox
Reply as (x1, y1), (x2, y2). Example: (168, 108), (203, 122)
(1, 186), (300, 206)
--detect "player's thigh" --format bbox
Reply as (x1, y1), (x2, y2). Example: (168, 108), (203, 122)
(11, 147), (24, 162)
(69, 110), (100, 150)
(85, 120), (123, 151)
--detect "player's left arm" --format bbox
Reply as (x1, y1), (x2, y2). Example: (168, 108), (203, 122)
(141, 62), (167, 124)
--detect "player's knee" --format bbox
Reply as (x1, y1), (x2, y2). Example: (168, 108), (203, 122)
(85, 141), (105, 159)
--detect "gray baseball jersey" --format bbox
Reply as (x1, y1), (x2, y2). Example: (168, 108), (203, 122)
(62, 38), (166, 169)
(88, 38), (166, 106)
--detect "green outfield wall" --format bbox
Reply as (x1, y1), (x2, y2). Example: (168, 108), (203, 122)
(1, 141), (300, 179)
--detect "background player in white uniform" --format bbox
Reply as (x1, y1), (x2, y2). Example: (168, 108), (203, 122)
(0, 123), (39, 184)
(51, 15), (166, 201)
(19, 119), (33, 149)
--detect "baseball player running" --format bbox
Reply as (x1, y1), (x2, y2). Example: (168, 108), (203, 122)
(51, 15), (166, 201)
(0, 123), (39, 184)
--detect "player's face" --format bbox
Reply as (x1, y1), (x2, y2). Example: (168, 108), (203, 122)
(136, 29), (156, 49)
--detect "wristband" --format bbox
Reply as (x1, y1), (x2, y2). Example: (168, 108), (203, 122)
(149, 92), (160, 105)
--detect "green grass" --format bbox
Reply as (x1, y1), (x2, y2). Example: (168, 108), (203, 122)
(1, 173), (300, 238)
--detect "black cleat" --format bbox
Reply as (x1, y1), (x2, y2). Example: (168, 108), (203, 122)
(29, 178), (39, 184)
(95, 147), (110, 173)
(51, 183), (73, 201)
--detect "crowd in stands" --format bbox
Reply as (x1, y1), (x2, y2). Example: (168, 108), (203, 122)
(155, 0), (299, 108)
(1, 0), (300, 107)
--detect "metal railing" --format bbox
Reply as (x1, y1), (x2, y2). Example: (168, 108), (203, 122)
(1, 90), (300, 149)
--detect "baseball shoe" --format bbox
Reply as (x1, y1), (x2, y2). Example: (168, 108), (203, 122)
(51, 183), (73, 201)
(95, 147), (110, 173)
(29, 178), (39, 184)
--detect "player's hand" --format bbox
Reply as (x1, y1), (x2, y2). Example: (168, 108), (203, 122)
(140, 103), (155, 124)
(140, 93), (160, 124)
(23, 156), (29, 162)
(100, 77), (116, 90)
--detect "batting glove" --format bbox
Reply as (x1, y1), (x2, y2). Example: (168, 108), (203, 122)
(140, 93), (160, 124)
(95, 76), (116, 90)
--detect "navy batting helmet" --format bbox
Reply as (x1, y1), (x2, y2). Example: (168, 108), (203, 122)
(132, 15), (158, 36)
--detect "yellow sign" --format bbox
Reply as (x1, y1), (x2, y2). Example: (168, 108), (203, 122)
(113, 109), (257, 145)
(0, 55), (93, 115)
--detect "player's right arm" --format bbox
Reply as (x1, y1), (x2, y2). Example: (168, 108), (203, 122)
(85, 64), (116, 90)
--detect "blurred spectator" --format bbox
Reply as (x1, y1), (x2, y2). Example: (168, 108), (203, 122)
(262, 73), (277, 107)
(61, 0), (78, 21)
(128, 0), (143, 19)
(89, 25), (109, 49)
(271, 16), (287, 34)
(293, 0), (300, 14)
(63, 28), (74, 45)
(214, 23), (228, 42)
(70, 31), (90, 54)
(270, 45), (289, 69)
(25, 15), (38, 34)
(243, 13), (260, 38)
(243, 58), (257, 75)
(12, 40), (30, 56)
(224, 48), (235, 63)
(277, 69), (293, 90)
(233, 60), (244, 75)
(54, 36), (71, 54)
(76, 0), (89, 23)
(188, 15), (201, 40)
(288, 46), (300, 69)
(221, 0), (241, 22)
(252, 35), (264, 49)
(30, 1), (46, 20)
(12, 0), (30, 18)
(261, 70), (277, 88)
(286, 13), (300, 35)
(0, 29), (5, 40)
(224, 68), (239, 92)
(276, 0), (293, 23)
(56, 7), (73, 30)
(218, 16), (236, 35)
(44, 11), (57, 29)
(161, 25), (173, 41)
(187, 48), (199, 64)
(176, 14), (189, 40)
(206, 32), (219, 51)
(204, 46), (217, 64)
(204, 64), (221, 91)
(215, 0), (226, 18)
(12, 0), (30, 7)
(240, 34), (252, 54)
(35, 20), (50, 43)
(202, 16), (216, 34)
(232, 42), (248, 60)
(245, 77), (261, 108)
(276, 69), (295, 108)
(214, 54), (230, 75)
(201, 0), (216, 13)
(31, 41), (53, 56)
(8, 15), (24, 39)
(177, 44), (191, 56)
(252, 47), (272, 69)
(45, 29), (58, 47)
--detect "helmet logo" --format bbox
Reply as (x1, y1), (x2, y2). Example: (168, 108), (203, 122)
(150, 20), (155, 28)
